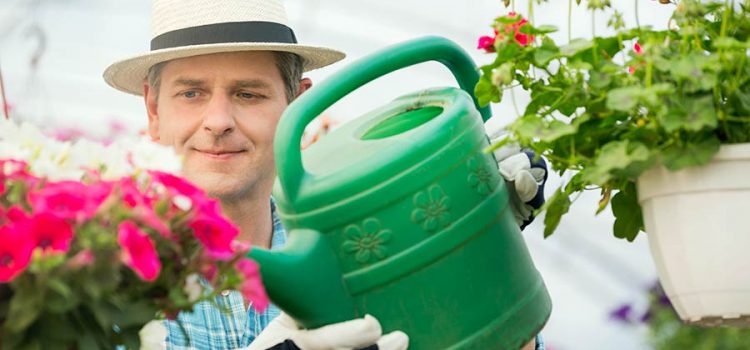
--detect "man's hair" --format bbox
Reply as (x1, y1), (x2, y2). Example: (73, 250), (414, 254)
(147, 51), (305, 103)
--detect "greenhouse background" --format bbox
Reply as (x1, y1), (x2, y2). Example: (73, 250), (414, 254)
(0, 1), (688, 349)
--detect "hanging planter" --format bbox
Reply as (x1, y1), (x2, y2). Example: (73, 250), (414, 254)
(475, 0), (750, 326)
(638, 143), (750, 326)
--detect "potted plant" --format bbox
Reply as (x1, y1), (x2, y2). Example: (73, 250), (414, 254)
(0, 118), (269, 348)
(476, 0), (750, 326)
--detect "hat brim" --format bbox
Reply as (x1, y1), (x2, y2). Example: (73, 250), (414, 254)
(103, 42), (345, 96)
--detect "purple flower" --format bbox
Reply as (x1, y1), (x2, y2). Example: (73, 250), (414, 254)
(609, 303), (633, 323)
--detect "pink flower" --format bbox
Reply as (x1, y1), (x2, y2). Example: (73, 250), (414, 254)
(4, 205), (29, 224)
(1, 160), (33, 195)
(67, 249), (95, 269)
(117, 178), (173, 238)
(118, 220), (161, 281)
(201, 263), (218, 283)
(477, 35), (496, 53)
(27, 212), (74, 254)
(236, 258), (269, 312)
(0, 225), (35, 282)
(1, 159), (29, 178)
(28, 180), (111, 222)
(149, 171), (204, 198)
(189, 213), (239, 261)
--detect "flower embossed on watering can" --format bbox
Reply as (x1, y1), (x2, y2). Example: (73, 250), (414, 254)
(248, 36), (551, 350)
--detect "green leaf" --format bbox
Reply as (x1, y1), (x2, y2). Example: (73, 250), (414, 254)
(589, 70), (612, 90)
(494, 43), (521, 64)
(474, 77), (501, 107)
(111, 300), (157, 328)
(582, 140), (653, 185)
(729, 90), (750, 114)
(568, 37), (622, 65)
(669, 53), (717, 92)
(661, 136), (721, 170)
(560, 38), (593, 57)
(519, 24), (558, 35)
(525, 88), (561, 115)
(661, 95), (717, 133)
(534, 37), (560, 66)
(713, 37), (750, 49)
(512, 115), (577, 143)
(6, 285), (44, 333)
(611, 183), (643, 241)
(606, 86), (642, 111)
(543, 189), (571, 238)
(45, 277), (79, 313)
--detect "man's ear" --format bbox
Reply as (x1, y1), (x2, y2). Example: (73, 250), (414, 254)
(143, 82), (160, 142)
(295, 77), (313, 98)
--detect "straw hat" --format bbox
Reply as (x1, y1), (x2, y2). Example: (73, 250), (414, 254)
(103, 0), (345, 96)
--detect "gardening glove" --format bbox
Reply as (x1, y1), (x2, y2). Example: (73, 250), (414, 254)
(246, 312), (409, 350)
(489, 131), (548, 230)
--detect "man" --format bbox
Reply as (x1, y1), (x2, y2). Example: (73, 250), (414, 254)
(104, 1), (546, 349)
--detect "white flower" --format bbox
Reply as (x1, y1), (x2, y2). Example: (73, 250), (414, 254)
(184, 273), (203, 302)
(173, 195), (193, 212)
(0, 119), (182, 180)
(127, 137), (182, 174)
(138, 320), (167, 350)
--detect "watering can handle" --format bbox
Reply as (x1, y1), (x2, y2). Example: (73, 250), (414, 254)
(275, 35), (491, 200)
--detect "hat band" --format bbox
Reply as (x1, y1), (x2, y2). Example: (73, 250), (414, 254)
(150, 21), (298, 51)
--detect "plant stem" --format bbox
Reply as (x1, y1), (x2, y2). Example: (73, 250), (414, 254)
(510, 87), (521, 118)
(591, 9), (596, 38)
(568, 0), (573, 42)
(0, 62), (8, 120)
(634, 0), (641, 29)
(719, 0), (730, 38)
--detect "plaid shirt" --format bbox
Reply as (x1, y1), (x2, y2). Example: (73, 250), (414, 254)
(162, 202), (546, 350)
(164, 201), (287, 350)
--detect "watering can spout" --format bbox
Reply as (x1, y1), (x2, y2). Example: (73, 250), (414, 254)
(247, 229), (356, 328)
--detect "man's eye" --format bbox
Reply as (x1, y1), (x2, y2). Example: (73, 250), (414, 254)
(236, 92), (260, 99)
(182, 91), (199, 98)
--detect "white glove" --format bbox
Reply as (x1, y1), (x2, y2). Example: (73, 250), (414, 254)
(490, 131), (548, 229)
(246, 312), (409, 350)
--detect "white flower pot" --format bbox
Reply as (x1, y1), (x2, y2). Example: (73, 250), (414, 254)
(637, 142), (750, 327)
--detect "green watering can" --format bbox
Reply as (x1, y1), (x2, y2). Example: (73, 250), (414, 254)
(249, 36), (551, 349)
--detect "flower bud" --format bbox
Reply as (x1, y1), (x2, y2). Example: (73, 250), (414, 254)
(492, 63), (515, 86)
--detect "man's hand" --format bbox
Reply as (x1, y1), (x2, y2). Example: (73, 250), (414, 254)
(247, 312), (409, 350)
(490, 132), (548, 230)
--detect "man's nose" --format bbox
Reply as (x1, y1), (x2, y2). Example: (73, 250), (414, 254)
(202, 94), (236, 136)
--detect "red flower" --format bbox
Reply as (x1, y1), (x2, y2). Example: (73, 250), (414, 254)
(477, 35), (496, 53)
(28, 180), (111, 222)
(27, 212), (74, 254)
(236, 258), (269, 312)
(505, 12), (534, 47)
(0, 225), (35, 282)
(118, 220), (161, 281)
(478, 11), (535, 53)
(629, 42), (644, 74)
(189, 213), (239, 261)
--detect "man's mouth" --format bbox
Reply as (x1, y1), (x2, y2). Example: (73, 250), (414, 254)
(194, 149), (246, 159)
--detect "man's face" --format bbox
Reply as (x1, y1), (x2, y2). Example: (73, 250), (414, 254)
(144, 51), (304, 201)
